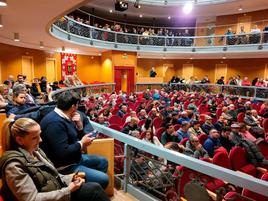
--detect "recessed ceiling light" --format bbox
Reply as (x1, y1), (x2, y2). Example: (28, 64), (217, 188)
(183, 2), (193, 14)
(222, 56), (226, 59)
(40, 41), (44, 48)
(168, 16), (171, 20)
(0, 0), (7, 7)
(139, 14), (143, 18)
(109, 9), (113, 13)
(0, 15), (3, 28)
(14, 33), (20, 42)
(238, 6), (243, 11)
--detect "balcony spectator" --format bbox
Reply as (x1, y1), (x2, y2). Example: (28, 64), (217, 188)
(200, 75), (210, 84)
(149, 67), (157, 77)
(255, 78), (266, 87)
(225, 27), (236, 45)
(263, 25), (268, 43)
(249, 25), (261, 44)
(216, 76), (225, 85)
(235, 75), (242, 86)
(241, 76), (251, 86)
(237, 25), (247, 44)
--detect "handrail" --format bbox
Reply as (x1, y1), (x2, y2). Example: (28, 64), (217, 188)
(90, 121), (268, 197)
(53, 16), (268, 48)
(76, 8), (268, 31)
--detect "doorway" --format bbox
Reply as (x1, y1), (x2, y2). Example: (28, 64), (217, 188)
(114, 66), (134, 94)
(22, 56), (34, 83)
(46, 58), (57, 83)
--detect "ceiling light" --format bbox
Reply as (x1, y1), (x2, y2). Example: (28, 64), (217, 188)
(62, 46), (65, 52)
(168, 16), (171, 20)
(14, 33), (20, 42)
(183, 2), (193, 14)
(98, 52), (102, 56)
(0, 0), (7, 7)
(109, 9), (113, 13)
(238, 6), (243, 11)
(0, 15), (3, 28)
(139, 14), (143, 18)
(134, 0), (141, 8)
(222, 56), (226, 59)
(40, 41), (44, 48)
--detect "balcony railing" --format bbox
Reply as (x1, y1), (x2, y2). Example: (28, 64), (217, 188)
(51, 16), (268, 52)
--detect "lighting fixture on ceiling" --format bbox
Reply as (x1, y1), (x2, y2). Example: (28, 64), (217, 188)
(183, 1), (193, 14)
(0, 15), (3, 28)
(238, 6), (243, 11)
(168, 16), (171, 20)
(0, 0), (7, 7)
(40, 41), (44, 48)
(109, 9), (113, 13)
(139, 14), (143, 18)
(14, 33), (20, 42)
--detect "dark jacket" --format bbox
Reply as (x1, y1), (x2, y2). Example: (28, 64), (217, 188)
(184, 141), (209, 159)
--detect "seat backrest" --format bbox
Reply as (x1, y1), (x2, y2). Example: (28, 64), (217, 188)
(108, 124), (122, 131)
(108, 115), (122, 125)
(229, 146), (248, 170)
(179, 138), (188, 146)
(174, 124), (181, 131)
(138, 119), (146, 127)
(198, 134), (208, 145)
(152, 117), (163, 129)
(263, 118), (268, 133)
(237, 112), (245, 123)
(213, 151), (231, 169)
(155, 127), (165, 140)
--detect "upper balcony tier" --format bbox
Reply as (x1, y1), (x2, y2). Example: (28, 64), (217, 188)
(51, 16), (268, 54)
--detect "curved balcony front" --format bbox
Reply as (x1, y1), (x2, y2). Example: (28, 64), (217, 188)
(50, 16), (268, 53)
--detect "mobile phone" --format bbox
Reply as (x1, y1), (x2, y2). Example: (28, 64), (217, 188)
(90, 130), (98, 138)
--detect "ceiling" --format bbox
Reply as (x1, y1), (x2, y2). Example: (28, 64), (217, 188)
(0, 0), (268, 59)
(85, 0), (268, 22)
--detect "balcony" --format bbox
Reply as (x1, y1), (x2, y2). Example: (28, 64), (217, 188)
(50, 16), (268, 54)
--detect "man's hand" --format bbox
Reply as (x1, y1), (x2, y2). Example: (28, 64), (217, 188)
(80, 134), (95, 150)
(195, 143), (202, 150)
(72, 112), (83, 130)
(68, 177), (84, 192)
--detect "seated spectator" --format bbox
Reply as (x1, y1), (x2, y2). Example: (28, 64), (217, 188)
(203, 129), (222, 157)
(239, 122), (256, 142)
(5, 89), (35, 117)
(221, 106), (233, 122)
(188, 120), (205, 136)
(161, 123), (181, 145)
(50, 81), (61, 91)
(263, 25), (268, 43)
(30, 78), (41, 98)
(177, 121), (190, 139)
(0, 118), (109, 201)
(149, 107), (160, 119)
(255, 78), (266, 87)
(227, 104), (238, 121)
(201, 115), (215, 135)
(125, 111), (138, 123)
(230, 123), (268, 166)
(177, 111), (190, 124)
(121, 117), (141, 137)
(244, 110), (264, 137)
(153, 89), (160, 100)
(214, 115), (228, 133)
(185, 135), (209, 159)
(187, 99), (198, 114)
(96, 114), (109, 127)
(138, 109), (148, 120)
(251, 109), (263, 122)
(40, 91), (109, 189)
(200, 75), (210, 84)
(142, 129), (163, 148)
(241, 76), (251, 86)
(116, 104), (127, 118)
(141, 118), (156, 134)
(219, 126), (235, 152)
(216, 76), (225, 85)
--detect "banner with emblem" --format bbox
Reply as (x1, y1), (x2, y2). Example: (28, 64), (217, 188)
(61, 53), (77, 80)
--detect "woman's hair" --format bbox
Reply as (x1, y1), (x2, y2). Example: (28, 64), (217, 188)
(144, 118), (152, 130)
(1, 118), (38, 152)
(144, 129), (153, 142)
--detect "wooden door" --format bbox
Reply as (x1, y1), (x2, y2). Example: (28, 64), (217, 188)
(215, 64), (227, 83)
(46, 58), (57, 82)
(22, 56), (34, 82)
(182, 64), (194, 80)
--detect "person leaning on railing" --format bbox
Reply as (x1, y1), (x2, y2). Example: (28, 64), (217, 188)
(0, 118), (110, 201)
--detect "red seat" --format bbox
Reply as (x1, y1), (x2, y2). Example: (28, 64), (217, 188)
(179, 138), (188, 146)
(237, 112), (245, 123)
(198, 104), (209, 114)
(108, 124), (122, 131)
(152, 117), (163, 129)
(215, 108), (222, 119)
(137, 119), (146, 127)
(198, 133), (208, 145)
(229, 146), (257, 177)
(212, 151), (231, 169)
(155, 127), (165, 140)
(257, 140), (268, 160)
(108, 115), (122, 126)
(173, 124), (181, 131)
(121, 113), (130, 124)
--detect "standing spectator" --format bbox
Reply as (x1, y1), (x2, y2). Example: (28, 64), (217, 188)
(149, 67), (157, 77)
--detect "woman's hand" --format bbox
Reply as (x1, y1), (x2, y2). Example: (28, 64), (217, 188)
(68, 177), (84, 192)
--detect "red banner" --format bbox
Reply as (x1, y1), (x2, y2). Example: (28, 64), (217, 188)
(61, 53), (77, 80)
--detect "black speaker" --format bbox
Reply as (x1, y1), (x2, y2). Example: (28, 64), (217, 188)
(115, 1), (128, 12)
